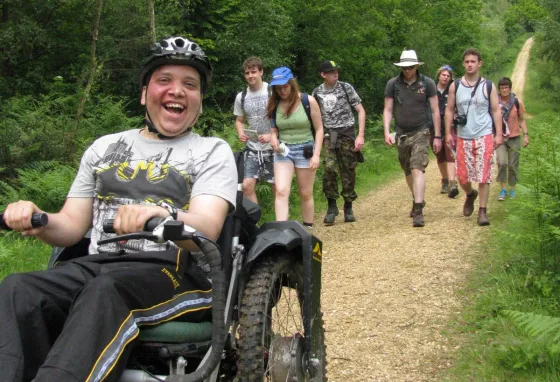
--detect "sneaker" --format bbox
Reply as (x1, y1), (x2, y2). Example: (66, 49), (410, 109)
(509, 189), (516, 199)
(463, 190), (478, 217)
(448, 186), (459, 199)
(498, 189), (507, 201)
(409, 200), (426, 217)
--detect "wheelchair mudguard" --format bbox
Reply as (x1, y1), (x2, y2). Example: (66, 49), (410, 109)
(244, 220), (323, 360)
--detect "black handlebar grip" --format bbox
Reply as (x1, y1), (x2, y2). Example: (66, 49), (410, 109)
(0, 212), (49, 231)
(102, 217), (166, 233)
(102, 219), (116, 234)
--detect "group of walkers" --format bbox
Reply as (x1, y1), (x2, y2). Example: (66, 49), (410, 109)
(0, 34), (532, 381)
(235, 48), (529, 229)
(234, 57), (365, 228)
(382, 47), (528, 227)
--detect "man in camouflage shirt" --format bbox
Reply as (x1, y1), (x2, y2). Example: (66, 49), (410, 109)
(312, 60), (366, 225)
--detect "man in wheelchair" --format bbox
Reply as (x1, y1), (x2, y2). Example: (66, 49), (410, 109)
(0, 36), (237, 382)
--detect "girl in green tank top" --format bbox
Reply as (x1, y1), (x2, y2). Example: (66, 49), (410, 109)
(267, 67), (324, 228)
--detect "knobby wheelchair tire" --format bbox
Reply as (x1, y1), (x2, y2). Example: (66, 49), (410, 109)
(236, 252), (327, 381)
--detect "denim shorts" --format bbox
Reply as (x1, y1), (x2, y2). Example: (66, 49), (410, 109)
(244, 149), (274, 183)
(274, 141), (314, 168)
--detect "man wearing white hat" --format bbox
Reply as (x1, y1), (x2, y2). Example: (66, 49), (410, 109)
(383, 50), (442, 227)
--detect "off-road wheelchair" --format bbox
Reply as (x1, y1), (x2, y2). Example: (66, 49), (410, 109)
(0, 153), (327, 381)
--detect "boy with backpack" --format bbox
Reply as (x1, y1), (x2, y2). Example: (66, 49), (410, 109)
(444, 48), (503, 226)
(496, 77), (529, 201)
(233, 57), (275, 205)
(383, 50), (442, 227)
(312, 60), (366, 225)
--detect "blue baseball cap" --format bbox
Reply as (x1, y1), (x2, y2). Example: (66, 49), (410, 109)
(270, 67), (294, 86)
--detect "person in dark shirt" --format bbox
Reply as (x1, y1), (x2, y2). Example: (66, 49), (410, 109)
(383, 50), (442, 227)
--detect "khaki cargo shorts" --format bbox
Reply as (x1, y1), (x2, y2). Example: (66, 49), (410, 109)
(397, 129), (430, 176)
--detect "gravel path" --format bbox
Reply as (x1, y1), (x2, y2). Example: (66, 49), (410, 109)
(314, 38), (533, 381)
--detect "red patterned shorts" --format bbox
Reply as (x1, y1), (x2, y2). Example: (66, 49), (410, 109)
(456, 134), (494, 184)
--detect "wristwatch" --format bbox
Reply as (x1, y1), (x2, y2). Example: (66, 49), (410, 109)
(157, 201), (178, 220)
(433, 136), (442, 139)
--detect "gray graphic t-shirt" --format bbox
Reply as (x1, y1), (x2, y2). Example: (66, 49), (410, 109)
(68, 129), (237, 254)
(233, 82), (271, 151)
(312, 81), (361, 130)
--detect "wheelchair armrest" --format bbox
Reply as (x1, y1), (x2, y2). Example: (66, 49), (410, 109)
(47, 231), (91, 269)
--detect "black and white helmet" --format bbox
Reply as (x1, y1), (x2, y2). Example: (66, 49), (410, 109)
(139, 36), (212, 93)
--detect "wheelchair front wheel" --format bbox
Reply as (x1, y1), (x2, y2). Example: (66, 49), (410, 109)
(237, 252), (327, 381)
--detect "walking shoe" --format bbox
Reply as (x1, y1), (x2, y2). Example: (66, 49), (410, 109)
(343, 201), (356, 222)
(412, 202), (425, 227)
(323, 199), (338, 226)
(463, 190), (478, 217)
(440, 179), (450, 194)
(477, 207), (490, 226)
(498, 189), (507, 201)
(409, 200), (426, 217)
(509, 189), (516, 199)
(448, 185), (459, 199)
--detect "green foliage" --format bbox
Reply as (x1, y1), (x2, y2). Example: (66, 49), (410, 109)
(0, 234), (51, 279)
(0, 161), (77, 212)
(504, 0), (548, 37)
(499, 310), (560, 370)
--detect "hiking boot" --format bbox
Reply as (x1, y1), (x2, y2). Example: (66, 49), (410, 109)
(440, 179), (450, 194)
(409, 200), (426, 217)
(412, 202), (425, 227)
(323, 199), (338, 226)
(509, 189), (516, 199)
(463, 190), (479, 217)
(477, 207), (490, 226)
(343, 201), (356, 222)
(498, 189), (507, 201)
(448, 181), (459, 198)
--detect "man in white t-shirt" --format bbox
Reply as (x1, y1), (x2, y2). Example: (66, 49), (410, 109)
(233, 57), (275, 205)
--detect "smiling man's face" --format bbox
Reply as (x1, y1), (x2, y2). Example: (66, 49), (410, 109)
(141, 65), (202, 137)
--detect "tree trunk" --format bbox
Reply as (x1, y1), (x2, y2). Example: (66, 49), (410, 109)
(69, 0), (103, 159)
(148, 0), (156, 43)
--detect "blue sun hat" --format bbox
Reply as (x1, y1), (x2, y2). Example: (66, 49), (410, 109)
(270, 67), (294, 86)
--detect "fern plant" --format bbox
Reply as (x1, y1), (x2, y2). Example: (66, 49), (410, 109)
(503, 310), (560, 355)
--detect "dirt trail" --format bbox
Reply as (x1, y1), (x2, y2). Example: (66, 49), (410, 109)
(315, 38), (533, 381)
(511, 37), (534, 100)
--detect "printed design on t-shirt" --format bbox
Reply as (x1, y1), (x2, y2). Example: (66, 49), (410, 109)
(320, 93), (338, 113)
(314, 82), (358, 130)
(90, 135), (201, 253)
(244, 96), (270, 136)
(95, 136), (192, 208)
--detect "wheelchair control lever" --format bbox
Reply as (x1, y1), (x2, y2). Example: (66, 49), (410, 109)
(99, 217), (196, 246)
(0, 213), (48, 231)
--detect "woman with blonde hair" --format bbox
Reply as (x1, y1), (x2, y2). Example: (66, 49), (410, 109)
(267, 67), (324, 228)
(434, 65), (459, 198)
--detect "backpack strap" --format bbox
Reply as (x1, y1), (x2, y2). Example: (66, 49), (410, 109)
(453, 79), (461, 95)
(301, 93), (316, 138)
(486, 79), (493, 115)
(240, 88), (248, 114)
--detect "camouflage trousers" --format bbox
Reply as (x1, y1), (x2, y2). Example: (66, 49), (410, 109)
(322, 135), (358, 202)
